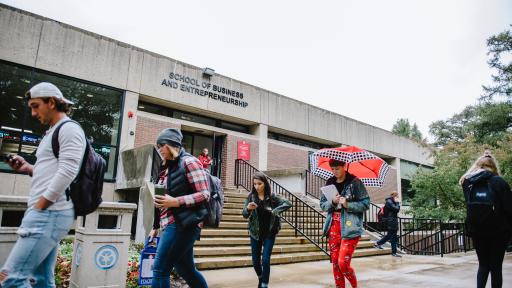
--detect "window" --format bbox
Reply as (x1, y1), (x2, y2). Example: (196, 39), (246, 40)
(137, 101), (249, 133)
(268, 132), (330, 150)
(0, 61), (123, 180)
(401, 179), (415, 205)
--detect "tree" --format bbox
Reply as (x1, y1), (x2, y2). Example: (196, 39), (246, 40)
(392, 118), (423, 141)
(482, 25), (512, 100)
(409, 25), (512, 220)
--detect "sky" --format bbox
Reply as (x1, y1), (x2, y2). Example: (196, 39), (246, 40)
(2, 0), (511, 140)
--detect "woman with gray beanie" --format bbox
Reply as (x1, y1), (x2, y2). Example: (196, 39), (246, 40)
(149, 128), (209, 288)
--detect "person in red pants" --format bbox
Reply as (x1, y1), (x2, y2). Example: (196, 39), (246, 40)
(320, 159), (370, 288)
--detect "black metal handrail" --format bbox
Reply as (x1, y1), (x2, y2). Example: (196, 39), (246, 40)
(363, 201), (473, 256)
(305, 170), (324, 200)
(235, 159), (330, 256)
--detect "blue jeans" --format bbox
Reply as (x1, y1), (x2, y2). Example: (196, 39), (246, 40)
(250, 235), (276, 287)
(1, 208), (74, 288)
(152, 223), (207, 288)
(377, 229), (398, 254)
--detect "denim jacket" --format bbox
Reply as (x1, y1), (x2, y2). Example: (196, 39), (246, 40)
(242, 193), (292, 241)
(320, 174), (370, 239)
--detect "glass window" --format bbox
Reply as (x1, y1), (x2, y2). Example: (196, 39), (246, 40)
(0, 61), (123, 180)
(137, 101), (250, 134)
(268, 132), (329, 150)
(401, 179), (415, 205)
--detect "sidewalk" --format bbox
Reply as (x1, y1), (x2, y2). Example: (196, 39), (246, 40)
(202, 252), (512, 287)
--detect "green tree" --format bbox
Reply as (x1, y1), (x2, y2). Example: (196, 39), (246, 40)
(392, 118), (423, 141)
(482, 25), (512, 100)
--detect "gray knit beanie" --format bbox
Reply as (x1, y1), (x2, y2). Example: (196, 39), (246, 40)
(156, 128), (183, 147)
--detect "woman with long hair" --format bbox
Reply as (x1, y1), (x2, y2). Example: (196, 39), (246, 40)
(242, 172), (291, 288)
(459, 152), (512, 288)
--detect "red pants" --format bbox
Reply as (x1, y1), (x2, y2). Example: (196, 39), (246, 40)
(328, 212), (359, 288)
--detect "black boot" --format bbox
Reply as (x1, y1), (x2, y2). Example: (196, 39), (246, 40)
(258, 275), (262, 288)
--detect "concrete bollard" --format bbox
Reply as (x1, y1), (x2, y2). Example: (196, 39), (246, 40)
(70, 201), (137, 288)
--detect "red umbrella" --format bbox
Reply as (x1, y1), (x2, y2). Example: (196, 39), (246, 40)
(310, 146), (390, 187)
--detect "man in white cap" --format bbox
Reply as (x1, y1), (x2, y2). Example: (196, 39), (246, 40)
(0, 82), (86, 287)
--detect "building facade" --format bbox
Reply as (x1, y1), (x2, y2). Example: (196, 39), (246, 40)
(0, 4), (432, 209)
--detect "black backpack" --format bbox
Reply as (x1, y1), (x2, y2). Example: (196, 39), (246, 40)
(202, 170), (224, 228)
(465, 178), (495, 235)
(52, 120), (105, 216)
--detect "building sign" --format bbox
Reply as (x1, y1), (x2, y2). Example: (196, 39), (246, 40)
(237, 141), (250, 161)
(161, 72), (249, 108)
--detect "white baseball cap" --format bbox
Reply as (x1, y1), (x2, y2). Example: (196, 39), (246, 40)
(25, 82), (74, 105)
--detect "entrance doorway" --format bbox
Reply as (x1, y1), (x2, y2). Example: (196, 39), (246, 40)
(182, 131), (224, 178)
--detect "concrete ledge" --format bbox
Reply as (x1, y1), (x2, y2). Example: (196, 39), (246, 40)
(264, 168), (306, 177)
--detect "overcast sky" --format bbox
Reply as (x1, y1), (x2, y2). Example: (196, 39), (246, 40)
(2, 0), (511, 140)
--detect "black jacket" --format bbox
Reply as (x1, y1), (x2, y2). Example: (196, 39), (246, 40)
(462, 170), (512, 236)
(384, 197), (400, 230)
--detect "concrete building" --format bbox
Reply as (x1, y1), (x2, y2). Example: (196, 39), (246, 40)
(0, 3), (432, 220)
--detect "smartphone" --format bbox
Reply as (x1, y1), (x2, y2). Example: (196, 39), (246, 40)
(0, 154), (12, 162)
(154, 184), (166, 196)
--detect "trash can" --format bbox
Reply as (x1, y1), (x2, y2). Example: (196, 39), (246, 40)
(70, 201), (137, 288)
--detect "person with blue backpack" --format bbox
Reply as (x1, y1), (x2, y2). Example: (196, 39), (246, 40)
(0, 82), (85, 287)
(148, 128), (209, 288)
(459, 152), (512, 288)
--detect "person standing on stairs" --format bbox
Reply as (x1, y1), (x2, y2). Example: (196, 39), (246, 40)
(242, 172), (292, 288)
(320, 159), (370, 288)
(374, 191), (402, 257)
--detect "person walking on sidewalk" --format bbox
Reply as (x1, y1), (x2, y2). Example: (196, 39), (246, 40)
(0, 82), (84, 287)
(148, 128), (210, 288)
(374, 191), (402, 257)
(242, 172), (292, 288)
(459, 152), (512, 288)
(320, 159), (370, 288)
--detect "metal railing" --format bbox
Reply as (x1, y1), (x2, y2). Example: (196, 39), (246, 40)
(235, 159), (330, 256)
(305, 170), (324, 200)
(363, 202), (473, 256)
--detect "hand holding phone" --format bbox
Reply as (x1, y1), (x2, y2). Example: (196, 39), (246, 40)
(247, 202), (258, 211)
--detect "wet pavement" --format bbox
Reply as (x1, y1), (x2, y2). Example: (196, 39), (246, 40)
(202, 252), (512, 287)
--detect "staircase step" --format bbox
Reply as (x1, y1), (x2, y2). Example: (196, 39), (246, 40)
(201, 229), (298, 237)
(224, 192), (249, 199)
(194, 244), (320, 257)
(196, 251), (328, 269)
(224, 197), (246, 204)
(195, 237), (307, 246)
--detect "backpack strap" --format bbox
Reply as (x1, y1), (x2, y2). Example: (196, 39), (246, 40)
(51, 119), (81, 159)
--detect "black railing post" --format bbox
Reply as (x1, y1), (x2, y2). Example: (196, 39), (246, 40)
(440, 220), (444, 257)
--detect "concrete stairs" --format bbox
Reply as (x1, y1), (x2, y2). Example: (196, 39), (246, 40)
(195, 189), (390, 270)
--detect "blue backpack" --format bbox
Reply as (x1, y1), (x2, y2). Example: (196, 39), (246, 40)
(52, 120), (105, 216)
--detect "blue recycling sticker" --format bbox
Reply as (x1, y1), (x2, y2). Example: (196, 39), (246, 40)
(94, 245), (119, 270)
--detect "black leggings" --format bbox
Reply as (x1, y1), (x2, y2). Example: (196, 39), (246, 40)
(472, 234), (511, 288)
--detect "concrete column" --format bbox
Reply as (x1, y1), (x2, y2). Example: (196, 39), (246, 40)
(251, 124), (268, 171)
(390, 157), (402, 200)
(116, 91), (140, 182)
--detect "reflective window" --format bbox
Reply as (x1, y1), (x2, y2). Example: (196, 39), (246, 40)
(137, 101), (249, 134)
(0, 61), (123, 180)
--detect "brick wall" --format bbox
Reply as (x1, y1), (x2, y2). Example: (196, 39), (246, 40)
(367, 167), (398, 204)
(134, 115), (180, 147)
(223, 134), (259, 189)
(267, 141), (310, 170)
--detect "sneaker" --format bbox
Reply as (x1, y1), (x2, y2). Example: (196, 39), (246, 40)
(391, 253), (402, 258)
(373, 242), (384, 249)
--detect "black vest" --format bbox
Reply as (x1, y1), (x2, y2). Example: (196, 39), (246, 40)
(167, 149), (208, 229)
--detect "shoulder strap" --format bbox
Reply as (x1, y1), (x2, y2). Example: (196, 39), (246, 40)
(51, 120), (80, 159)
